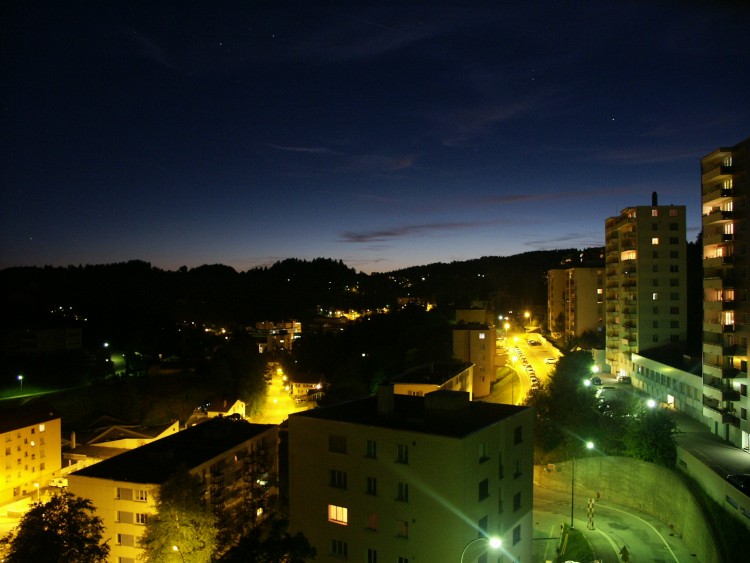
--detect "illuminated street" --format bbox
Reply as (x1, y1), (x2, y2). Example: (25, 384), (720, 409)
(248, 366), (309, 425)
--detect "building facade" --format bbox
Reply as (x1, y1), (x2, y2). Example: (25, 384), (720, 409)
(0, 401), (62, 505)
(453, 323), (497, 398)
(288, 387), (534, 563)
(68, 418), (278, 563)
(604, 197), (688, 378)
(547, 267), (604, 338)
(701, 137), (750, 449)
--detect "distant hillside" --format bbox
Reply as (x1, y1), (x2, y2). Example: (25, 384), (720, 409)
(0, 249), (601, 333)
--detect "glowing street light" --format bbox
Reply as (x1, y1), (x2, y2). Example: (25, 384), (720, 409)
(17, 374), (23, 392)
(460, 536), (502, 562)
(172, 545), (186, 563)
(646, 399), (657, 409)
(571, 441), (595, 529)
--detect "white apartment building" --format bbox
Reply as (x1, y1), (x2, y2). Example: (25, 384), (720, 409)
(701, 137), (750, 449)
(68, 418), (278, 563)
(0, 401), (62, 505)
(605, 195), (687, 378)
(547, 267), (604, 338)
(288, 386), (534, 563)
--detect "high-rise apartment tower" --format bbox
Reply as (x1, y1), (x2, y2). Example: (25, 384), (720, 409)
(701, 137), (749, 449)
(605, 196), (687, 377)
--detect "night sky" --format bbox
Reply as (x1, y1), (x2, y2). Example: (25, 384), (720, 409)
(2, 2), (749, 274)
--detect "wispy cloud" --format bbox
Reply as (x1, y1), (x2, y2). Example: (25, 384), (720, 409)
(346, 154), (414, 172)
(265, 143), (339, 155)
(340, 221), (492, 243)
(432, 101), (535, 146)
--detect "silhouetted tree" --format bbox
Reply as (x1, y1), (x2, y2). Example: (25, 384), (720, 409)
(624, 407), (678, 467)
(219, 519), (315, 563)
(0, 491), (109, 563)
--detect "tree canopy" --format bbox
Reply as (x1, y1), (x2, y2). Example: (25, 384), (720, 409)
(219, 518), (315, 563)
(0, 491), (109, 563)
(139, 469), (218, 563)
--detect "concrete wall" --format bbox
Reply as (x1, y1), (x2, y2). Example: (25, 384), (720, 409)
(534, 456), (721, 563)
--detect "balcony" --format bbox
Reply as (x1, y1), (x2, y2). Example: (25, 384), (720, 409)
(701, 397), (738, 426)
(701, 164), (732, 183)
(703, 232), (734, 246)
(701, 186), (733, 205)
(703, 209), (734, 225)
(703, 377), (741, 401)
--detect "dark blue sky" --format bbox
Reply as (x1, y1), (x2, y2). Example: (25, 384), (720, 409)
(2, 1), (749, 273)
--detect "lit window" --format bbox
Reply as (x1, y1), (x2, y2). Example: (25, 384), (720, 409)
(621, 250), (636, 261)
(479, 332), (486, 340)
(328, 504), (348, 525)
(39, 425), (45, 433)
(651, 209), (658, 217)
(652, 293), (659, 301)
(651, 237), (659, 245)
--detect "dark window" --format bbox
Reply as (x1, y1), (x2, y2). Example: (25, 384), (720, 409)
(366, 476), (377, 495)
(514, 426), (522, 444)
(367, 548), (377, 563)
(478, 479), (489, 501)
(478, 515), (488, 536)
(513, 492), (521, 512)
(396, 444), (409, 464)
(330, 469), (347, 489)
(365, 439), (377, 459)
(513, 525), (521, 545)
(396, 520), (409, 538)
(329, 435), (347, 454)
(396, 482), (409, 502)
(330, 539), (348, 558)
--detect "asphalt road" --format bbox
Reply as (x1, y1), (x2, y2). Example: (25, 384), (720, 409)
(534, 487), (700, 563)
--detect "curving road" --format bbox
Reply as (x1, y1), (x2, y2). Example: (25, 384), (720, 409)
(533, 487), (700, 562)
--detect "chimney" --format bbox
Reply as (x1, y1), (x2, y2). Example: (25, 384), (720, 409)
(652, 191), (658, 206)
(377, 384), (395, 415)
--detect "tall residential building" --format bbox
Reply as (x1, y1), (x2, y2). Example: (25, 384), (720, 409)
(604, 196), (687, 378)
(288, 387), (534, 563)
(68, 418), (278, 563)
(701, 137), (749, 449)
(0, 401), (62, 504)
(547, 267), (604, 338)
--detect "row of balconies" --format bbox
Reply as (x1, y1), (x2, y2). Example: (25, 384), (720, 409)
(702, 395), (740, 427)
(703, 232), (734, 246)
(703, 376), (741, 401)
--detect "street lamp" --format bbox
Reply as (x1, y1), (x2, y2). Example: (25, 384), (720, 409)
(34, 482), (40, 501)
(172, 545), (186, 563)
(17, 374), (23, 392)
(571, 441), (595, 529)
(646, 398), (657, 409)
(460, 536), (502, 562)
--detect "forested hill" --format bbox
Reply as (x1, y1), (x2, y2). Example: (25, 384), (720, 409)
(1, 249), (600, 329)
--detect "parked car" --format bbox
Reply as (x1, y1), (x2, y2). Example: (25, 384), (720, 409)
(617, 374), (632, 384)
(49, 477), (68, 488)
(590, 376), (602, 386)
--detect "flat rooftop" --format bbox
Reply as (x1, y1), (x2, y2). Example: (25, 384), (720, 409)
(390, 361), (472, 386)
(71, 418), (275, 484)
(291, 391), (530, 438)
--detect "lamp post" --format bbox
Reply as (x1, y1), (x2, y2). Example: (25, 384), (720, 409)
(460, 536), (502, 563)
(17, 374), (23, 392)
(570, 441), (595, 529)
(172, 545), (185, 563)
